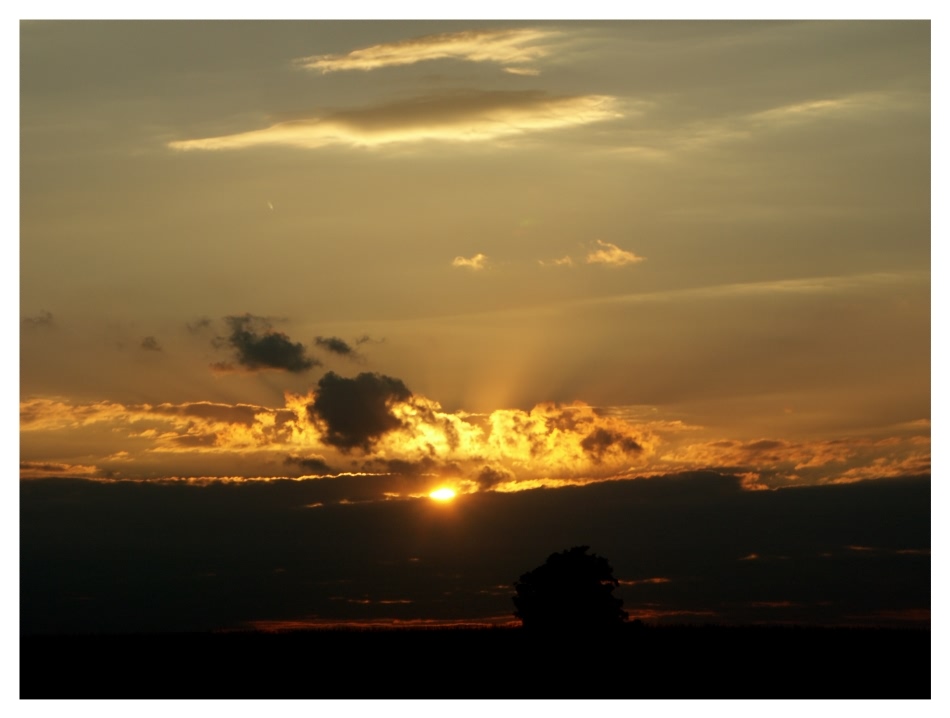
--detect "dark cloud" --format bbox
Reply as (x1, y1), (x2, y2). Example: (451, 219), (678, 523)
(744, 440), (785, 452)
(150, 401), (261, 426)
(362, 456), (462, 479)
(314, 336), (357, 358)
(22, 310), (54, 330)
(310, 371), (412, 452)
(185, 317), (213, 334)
(171, 434), (217, 448)
(475, 464), (515, 490)
(580, 428), (643, 462)
(285, 455), (336, 475)
(218, 314), (320, 374)
(140, 336), (162, 352)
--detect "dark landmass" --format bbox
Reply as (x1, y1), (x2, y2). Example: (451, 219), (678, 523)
(21, 623), (929, 699)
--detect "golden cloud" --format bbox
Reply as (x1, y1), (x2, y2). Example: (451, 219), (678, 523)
(168, 91), (621, 151)
(294, 28), (560, 73)
(452, 253), (488, 270)
(585, 240), (645, 267)
(21, 390), (929, 493)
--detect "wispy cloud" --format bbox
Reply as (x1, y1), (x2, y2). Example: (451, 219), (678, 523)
(294, 28), (560, 74)
(314, 336), (361, 360)
(610, 91), (918, 160)
(452, 253), (488, 270)
(21, 310), (54, 330)
(20, 460), (99, 479)
(586, 240), (645, 266)
(169, 91), (620, 151)
(539, 255), (575, 268)
(504, 66), (541, 76)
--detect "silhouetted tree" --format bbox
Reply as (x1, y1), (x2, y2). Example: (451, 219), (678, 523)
(513, 546), (628, 632)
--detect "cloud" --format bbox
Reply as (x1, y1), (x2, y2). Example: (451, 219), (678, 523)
(659, 434), (931, 488)
(362, 456), (455, 477)
(140, 336), (162, 352)
(314, 336), (359, 359)
(294, 28), (560, 73)
(285, 455), (337, 475)
(580, 428), (643, 463)
(186, 317), (213, 334)
(609, 91), (916, 160)
(20, 461), (99, 479)
(539, 255), (574, 268)
(504, 67), (541, 76)
(452, 253), (488, 270)
(309, 372), (413, 452)
(217, 314), (320, 374)
(22, 310), (54, 330)
(475, 464), (515, 490)
(168, 90), (620, 151)
(21, 377), (929, 494)
(586, 240), (645, 267)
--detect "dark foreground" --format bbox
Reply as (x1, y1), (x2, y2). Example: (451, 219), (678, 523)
(21, 624), (930, 699)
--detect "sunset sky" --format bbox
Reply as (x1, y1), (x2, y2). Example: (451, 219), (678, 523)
(19, 19), (931, 634)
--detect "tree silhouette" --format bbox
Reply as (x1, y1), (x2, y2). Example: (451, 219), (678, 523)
(513, 546), (628, 632)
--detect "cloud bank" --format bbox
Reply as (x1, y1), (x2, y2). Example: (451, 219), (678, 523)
(20, 372), (928, 494)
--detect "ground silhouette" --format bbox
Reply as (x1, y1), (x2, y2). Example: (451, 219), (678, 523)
(512, 545), (628, 632)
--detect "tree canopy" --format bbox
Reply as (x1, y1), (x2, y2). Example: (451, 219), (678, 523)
(513, 546), (628, 632)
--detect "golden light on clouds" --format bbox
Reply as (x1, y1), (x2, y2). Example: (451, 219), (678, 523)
(452, 253), (488, 270)
(585, 240), (645, 267)
(294, 28), (561, 73)
(168, 91), (621, 151)
(20, 384), (929, 495)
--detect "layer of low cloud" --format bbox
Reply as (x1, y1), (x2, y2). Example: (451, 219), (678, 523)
(19, 376), (929, 493)
(285, 454), (337, 475)
(294, 28), (560, 74)
(169, 91), (620, 151)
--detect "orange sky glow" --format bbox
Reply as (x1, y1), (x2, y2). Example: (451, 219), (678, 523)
(18, 18), (931, 636)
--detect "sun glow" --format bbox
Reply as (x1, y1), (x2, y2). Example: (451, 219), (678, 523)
(429, 487), (457, 502)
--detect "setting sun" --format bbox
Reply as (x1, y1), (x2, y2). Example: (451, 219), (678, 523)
(429, 487), (457, 502)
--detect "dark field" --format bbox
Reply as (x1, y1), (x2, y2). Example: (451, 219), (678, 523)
(21, 623), (930, 699)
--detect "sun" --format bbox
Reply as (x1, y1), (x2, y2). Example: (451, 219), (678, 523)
(429, 487), (457, 502)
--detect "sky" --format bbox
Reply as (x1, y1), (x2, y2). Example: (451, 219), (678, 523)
(18, 18), (931, 635)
